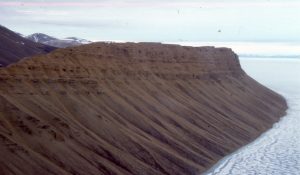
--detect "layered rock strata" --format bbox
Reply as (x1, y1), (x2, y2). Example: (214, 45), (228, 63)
(0, 43), (287, 175)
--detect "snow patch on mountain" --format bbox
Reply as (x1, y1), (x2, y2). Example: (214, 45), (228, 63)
(26, 33), (92, 48)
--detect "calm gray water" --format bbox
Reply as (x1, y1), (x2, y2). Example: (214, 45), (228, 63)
(205, 58), (300, 175)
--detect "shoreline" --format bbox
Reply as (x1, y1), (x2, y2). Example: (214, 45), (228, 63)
(202, 58), (299, 174)
(202, 102), (288, 175)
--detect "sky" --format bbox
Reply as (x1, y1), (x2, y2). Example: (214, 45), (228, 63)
(0, 0), (300, 42)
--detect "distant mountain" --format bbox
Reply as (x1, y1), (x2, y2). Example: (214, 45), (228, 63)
(26, 33), (57, 43)
(0, 25), (56, 67)
(26, 33), (91, 48)
(64, 37), (91, 44)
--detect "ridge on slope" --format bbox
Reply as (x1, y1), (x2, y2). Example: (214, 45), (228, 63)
(0, 25), (56, 67)
(0, 42), (287, 175)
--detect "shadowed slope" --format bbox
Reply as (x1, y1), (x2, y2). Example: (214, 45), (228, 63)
(0, 25), (56, 67)
(0, 43), (287, 175)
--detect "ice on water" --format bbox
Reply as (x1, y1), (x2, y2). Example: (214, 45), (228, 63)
(205, 58), (300, 175)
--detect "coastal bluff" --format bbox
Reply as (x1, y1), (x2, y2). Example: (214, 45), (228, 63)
(0, 42), (287, 175)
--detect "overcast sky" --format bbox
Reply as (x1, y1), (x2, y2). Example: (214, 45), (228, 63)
(0, 0), (300, 42)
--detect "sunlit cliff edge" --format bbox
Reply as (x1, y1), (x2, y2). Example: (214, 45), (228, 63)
(0, 42), (287, 175)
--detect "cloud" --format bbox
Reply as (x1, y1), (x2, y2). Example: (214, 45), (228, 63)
(0, 1), (300, 8)
(1, 0), (300, 42)
(31, 19), (127, 29)
(0, 1), (122, 7)
(15, 10), (70, 16)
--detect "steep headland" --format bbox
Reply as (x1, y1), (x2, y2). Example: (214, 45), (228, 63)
(0, 42), (287, 175)
(0, 25), (56, 67)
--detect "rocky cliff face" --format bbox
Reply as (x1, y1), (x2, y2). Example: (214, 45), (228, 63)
(0, 42), (287, 175)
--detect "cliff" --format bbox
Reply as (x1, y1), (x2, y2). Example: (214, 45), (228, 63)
(0, 42), (287, 175)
